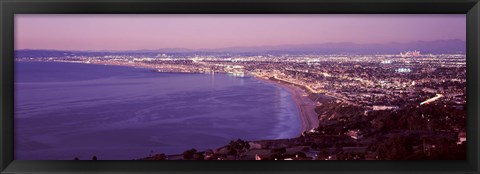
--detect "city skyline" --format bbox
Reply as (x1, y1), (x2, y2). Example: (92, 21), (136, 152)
(15, 14), (465, 51)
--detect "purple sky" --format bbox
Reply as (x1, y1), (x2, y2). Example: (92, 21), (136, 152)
(15, 14), (465, 51)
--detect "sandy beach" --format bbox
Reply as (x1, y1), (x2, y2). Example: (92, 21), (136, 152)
(254, 76), (320, 134)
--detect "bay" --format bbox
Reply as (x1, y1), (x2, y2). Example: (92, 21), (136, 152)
(14, 61), (301, 160)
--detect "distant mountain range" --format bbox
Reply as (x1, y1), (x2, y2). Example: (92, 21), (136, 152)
(198, 39), (466, 54)
(15, 39), (465, 58)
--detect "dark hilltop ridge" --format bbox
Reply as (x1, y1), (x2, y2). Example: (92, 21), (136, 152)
(16, 39), (465, 58)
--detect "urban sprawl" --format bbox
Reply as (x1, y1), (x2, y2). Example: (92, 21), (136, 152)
(16, 50), (466, 160)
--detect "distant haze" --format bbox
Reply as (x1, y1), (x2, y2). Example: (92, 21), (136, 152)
(15, 14), (466, 51)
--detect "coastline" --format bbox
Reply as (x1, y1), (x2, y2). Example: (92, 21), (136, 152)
(252, 76), (320, 134)
(19, 59), (322, 135)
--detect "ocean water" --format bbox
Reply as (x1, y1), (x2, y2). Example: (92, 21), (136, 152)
(14, 61), (301, 160)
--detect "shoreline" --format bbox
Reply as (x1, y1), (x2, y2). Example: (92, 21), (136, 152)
(19, 59), (322, 135)
(252, 76), (320, 134)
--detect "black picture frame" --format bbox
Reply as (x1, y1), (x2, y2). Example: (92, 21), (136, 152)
(1, 0), (479, 173)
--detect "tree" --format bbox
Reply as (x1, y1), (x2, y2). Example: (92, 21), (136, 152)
(183, 148), (197, 160)
(373, 135), (414, 160)
(227, 148), (238, 156)
(271, 147), (286, 154)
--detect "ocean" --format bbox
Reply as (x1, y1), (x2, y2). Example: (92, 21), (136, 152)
(14, 61), (301, 160)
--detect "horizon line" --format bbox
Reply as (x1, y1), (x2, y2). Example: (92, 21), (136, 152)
(15, 39), (466, 52)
